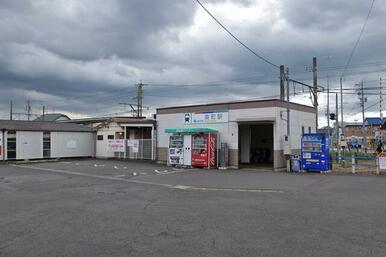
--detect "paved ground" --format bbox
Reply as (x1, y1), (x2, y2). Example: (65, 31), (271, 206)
(1, 159), (386, 257)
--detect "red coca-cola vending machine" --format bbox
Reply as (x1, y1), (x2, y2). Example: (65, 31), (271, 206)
(191, 133), (217, 167)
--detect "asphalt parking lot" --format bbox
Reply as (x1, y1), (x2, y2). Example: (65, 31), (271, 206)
(1, 159), (386, 257)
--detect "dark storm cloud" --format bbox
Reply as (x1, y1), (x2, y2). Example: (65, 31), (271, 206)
(0, 0), (385, 123)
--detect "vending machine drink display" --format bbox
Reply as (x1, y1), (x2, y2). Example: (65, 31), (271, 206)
(301, 133), (330, 172)
(192, 134), (216, 167)
(169, 135), (184, 165)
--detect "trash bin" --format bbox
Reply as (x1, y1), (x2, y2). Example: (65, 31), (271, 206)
(291, 155), (300, 173)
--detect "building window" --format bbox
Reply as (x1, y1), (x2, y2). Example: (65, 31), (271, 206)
(302, 126), (305, 135)
(308, 126), (312, 133)
(97, 135), (103, 140)
(7, 131), (16, 160)
(43, 132), (51, 158)
(107, 135), (114, 140)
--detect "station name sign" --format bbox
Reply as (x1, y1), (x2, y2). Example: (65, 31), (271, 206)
(184, 111), (228, 124)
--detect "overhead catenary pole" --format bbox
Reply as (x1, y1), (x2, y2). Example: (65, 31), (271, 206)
(326, 78), (330, 138)
(340, 77), (344, 140)
(312, 57), (318, 130)
(136, 82), (143, 118)
(9, 100), (13, 120)
(380, 77), (383, 119)
(26, 100), (31, 121)
(336, 93), (339, 147)
(361, 80), (366, 149)
(286, 67), (290, 137)
(280, 65), (285, 101)
(380, 77), (384, 149)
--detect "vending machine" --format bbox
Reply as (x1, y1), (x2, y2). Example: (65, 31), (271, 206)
(191, 134), (217, 167)
(168, 135), (184, 165)
(301, 133), (330, 172)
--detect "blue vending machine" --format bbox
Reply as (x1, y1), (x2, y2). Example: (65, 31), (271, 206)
(301, 133), (330, 172)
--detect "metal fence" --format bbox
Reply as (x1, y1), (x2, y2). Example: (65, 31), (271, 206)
(126, 139), (155, 160)
(331, 151), (378, 174)
(114, 139), (156, 161)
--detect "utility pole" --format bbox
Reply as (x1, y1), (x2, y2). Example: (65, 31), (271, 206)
(335, 93), (339, 147)
(42, 106), (45, 121)
(380, 77), (383, 119)
(357, 81), (366, 149)
(26, 100), (31, 121)
(380, 77), (384, 148)
(312, 57), (318, 130)
(136, 82), (143, 118)
(340, 77), (344, 140)
(326, 79), (330, 137)
(9, 100), (13, 120)
(286, 67), (290, 137)
(280, 65), (285, 101)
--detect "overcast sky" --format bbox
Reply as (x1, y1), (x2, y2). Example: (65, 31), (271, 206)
(0, 0), (385, 125)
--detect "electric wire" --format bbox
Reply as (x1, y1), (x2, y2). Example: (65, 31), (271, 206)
(341, 0), (376, 77)
(195, 0), (279, 69)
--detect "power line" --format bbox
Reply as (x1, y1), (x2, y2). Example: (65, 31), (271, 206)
(195, 0), (279, 69)
(341, 0), (376, 77)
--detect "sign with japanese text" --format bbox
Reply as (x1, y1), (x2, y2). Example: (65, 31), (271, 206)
(127, 140), (139, 153)
(108, 139), (125, 152)
(185, 111), (228, 124)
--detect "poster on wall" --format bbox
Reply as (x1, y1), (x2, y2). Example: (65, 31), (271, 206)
(184, 111), (228, 124)
(0, 133), (2, 158)
(108, 139), (125, 152)
(127, 140), (139, 153)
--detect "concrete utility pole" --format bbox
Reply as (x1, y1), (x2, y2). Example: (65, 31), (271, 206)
(136, 82), (143, 118)
(26, 100), (31, 121)
(340, 77), (344, 140)
(380, 77), (383, 119)
(42, 106), (45, 121)
(357, 80), (366, 148)
(326, 79), (330, 137)
(9, 100), (13, 120)
(286, 67), (290, 137)
(280, 65), (285, 101)
(312, 57), (318, 130)
(336, 93), (339, 147)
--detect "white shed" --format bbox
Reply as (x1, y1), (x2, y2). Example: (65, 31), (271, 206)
(0, 120), (95, 161)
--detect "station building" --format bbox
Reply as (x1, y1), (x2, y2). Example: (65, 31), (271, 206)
(156, 99), (316, 170)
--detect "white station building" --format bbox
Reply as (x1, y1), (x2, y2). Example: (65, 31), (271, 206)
(156, 99), (316, 170)
(0, 120), (95, 161)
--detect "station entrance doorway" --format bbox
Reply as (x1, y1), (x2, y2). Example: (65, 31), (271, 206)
(239, 123), (274, 169)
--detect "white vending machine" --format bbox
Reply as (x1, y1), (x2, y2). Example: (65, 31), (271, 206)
(183, 135), (192, 166)
(168, 135), (184, 165)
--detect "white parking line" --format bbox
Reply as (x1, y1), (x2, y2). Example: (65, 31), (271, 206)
(10, 164), (283, 194)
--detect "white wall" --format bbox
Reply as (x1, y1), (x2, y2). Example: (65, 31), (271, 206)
(16, 131), (43, 160)
(96, 122), (123, 158)
(51, 132), (94, 158)
(157, 106), (316, 153)
(157, 113), (238, 149)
